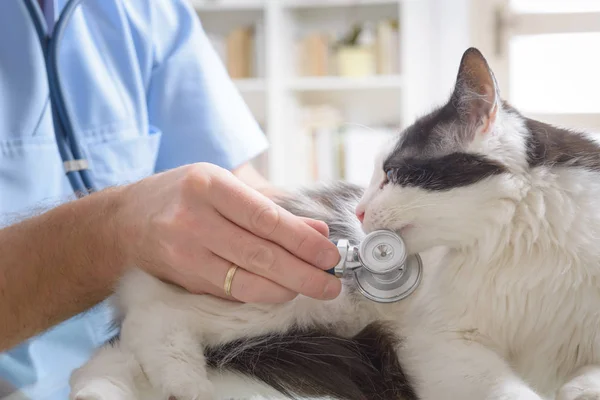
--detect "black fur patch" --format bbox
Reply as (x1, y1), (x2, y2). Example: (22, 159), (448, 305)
(383, 152), (507, 191)
(382, 89), (507, 192)
(525, 117), (600, 171)
(205, 322), (418, 400)
(396, 103), (460, 155)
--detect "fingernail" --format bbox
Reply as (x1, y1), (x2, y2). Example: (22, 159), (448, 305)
(316, 248), (340, 269)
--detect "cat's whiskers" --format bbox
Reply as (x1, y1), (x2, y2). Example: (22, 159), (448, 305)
(396, 197), (440, 213)
(343, 122), (376, 133)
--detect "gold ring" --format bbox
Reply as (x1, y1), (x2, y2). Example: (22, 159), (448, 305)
(224, 264), (239, 297)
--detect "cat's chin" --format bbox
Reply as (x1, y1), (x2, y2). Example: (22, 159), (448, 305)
(400, 234), (425, 256)
(398, 223), (414, 237)
(397, 227), (445, 256)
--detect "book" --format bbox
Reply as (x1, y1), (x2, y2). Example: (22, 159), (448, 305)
(299, 33), (330, 76)
(226, 26), (254, 79)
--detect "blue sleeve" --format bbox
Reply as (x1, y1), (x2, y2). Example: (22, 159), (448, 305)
(146, 0), (268, 172)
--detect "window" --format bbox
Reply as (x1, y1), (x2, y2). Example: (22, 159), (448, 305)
(490, 0), (600, 131)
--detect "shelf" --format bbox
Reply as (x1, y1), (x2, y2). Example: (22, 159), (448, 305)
(190, 0), (265, 12)
(288, 75), (403, 91)
(234, 78), (266, 93)
(284, 0), (399, 9)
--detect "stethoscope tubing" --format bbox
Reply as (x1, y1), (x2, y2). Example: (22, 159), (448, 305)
(23, 0), (96, 196)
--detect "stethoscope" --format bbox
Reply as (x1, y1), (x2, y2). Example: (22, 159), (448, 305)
(24, 0), (422, 304)
(24, 0), (97, 196)
(327, 230), (423, 303)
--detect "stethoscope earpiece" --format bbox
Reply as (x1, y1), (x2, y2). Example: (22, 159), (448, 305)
(328, 230), (422, 303)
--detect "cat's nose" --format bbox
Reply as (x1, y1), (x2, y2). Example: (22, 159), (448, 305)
(356, 210), (365, 223)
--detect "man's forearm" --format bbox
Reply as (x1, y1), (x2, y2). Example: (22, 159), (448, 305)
(0, 188), (126, 351)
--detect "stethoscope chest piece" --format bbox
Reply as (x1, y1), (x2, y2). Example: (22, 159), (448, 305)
(331, 229), (423, 303)
(354, 251), (422, 303)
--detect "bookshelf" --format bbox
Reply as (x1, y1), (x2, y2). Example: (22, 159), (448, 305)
(191, 0), (445, 190)
(288, 75), (404, 91)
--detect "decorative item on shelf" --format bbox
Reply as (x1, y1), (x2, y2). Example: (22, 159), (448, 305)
(334, 22), (376, 77)
(295, 18), (400, 79)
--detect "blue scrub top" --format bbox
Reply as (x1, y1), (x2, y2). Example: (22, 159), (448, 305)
(0, 0), (269, 398)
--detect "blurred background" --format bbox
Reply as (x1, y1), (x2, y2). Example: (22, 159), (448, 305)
(188, 0), (600, 189)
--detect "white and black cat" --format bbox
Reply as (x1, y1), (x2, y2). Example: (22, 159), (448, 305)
(69, 47), (600, 400)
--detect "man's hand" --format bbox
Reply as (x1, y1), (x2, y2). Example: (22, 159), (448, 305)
(116, 162), (342, 303)
(0, 162), (341, 350)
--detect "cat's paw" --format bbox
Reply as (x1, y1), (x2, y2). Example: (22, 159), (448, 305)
(490, 394), (543, 400)
(69, 378), (137, 400)
(137, 354), (215, 400)
(558, 387), (600, 400)
(69, 344), (143, 400)
(131, 331), (216, 400)
(558, 390), (600, 400)
(157, 374), (215, 400)
(558, 366), (600, 400)
(120, 306), (217, 400)
(576, 392), (600, 400)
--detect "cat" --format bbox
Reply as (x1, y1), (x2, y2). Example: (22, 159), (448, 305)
(69, 46), (600, 400)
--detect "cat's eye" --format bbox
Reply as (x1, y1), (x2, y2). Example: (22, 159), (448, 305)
(386, 169), (394, 182)
(381, 169), (393, 188)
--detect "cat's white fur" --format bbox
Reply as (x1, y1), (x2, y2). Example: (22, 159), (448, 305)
(70, 67), (600, 400)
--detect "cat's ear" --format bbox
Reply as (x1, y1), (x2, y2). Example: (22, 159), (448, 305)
(451, 47), (500, 136)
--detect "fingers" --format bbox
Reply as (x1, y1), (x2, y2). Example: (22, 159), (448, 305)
(227, 264), (298, 303)
(202, 213), (341, 300)
(174, 252), (297, 303)
(300, 218), (330, 238)
(209, 176), (340, 271)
